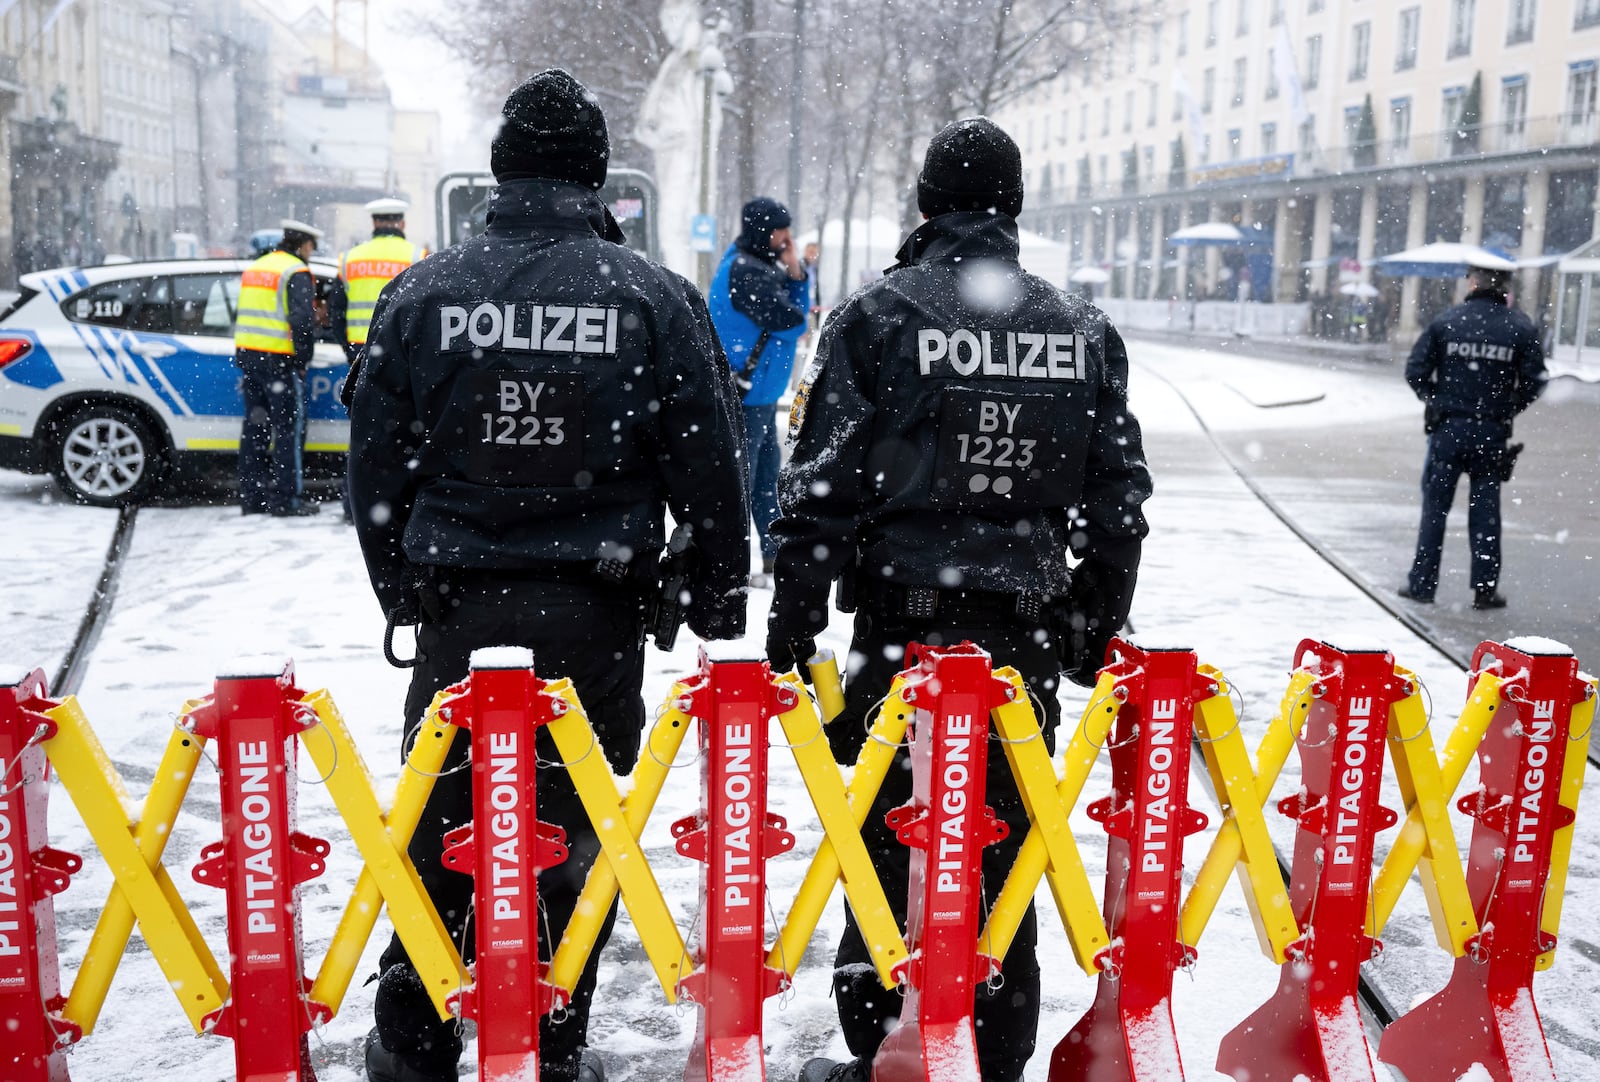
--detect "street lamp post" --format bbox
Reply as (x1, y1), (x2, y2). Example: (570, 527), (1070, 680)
(696, 24), (726, 293)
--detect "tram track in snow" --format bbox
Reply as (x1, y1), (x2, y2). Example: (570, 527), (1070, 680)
(51, 504), (138, 699)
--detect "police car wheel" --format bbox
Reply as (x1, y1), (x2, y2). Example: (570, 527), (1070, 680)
(49, 403), (166, 507)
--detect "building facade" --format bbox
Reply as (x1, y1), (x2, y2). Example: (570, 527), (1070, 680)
(997, 0), (1600, 336)
(2, 0), (441, 287)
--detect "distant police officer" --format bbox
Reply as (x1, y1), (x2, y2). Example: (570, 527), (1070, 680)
(1400, 253), (1546, 609)
(769, 118), (1152, 1082)
(348, 70), (749, 1082)
(235, 218), (323, 516)
(340, 197), (427, 363)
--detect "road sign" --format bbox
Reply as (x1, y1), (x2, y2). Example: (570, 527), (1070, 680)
(691, 214), (716, 253)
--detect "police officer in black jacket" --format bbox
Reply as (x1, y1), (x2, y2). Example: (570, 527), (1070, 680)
(770, 118), (1152, 1082)
(1399, 254), (1545, 610)
(348, 70), (749, 1082)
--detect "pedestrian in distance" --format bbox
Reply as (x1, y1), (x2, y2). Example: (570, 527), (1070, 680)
(1398, 253), (1546, 610)
(346, 68), (750, 1082)
(235, 218), (323, 517)
(766, 116), (1153, 1082)
(707, 195), (813, 589)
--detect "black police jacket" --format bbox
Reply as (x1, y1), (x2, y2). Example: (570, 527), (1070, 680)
(347, 179), (750, 641)
(768, 211), (1152, 651)
(1406, 288), (1546, 425)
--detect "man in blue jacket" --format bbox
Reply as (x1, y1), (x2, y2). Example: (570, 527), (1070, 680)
(708, 197), (812, 585)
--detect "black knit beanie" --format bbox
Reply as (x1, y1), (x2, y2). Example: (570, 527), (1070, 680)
(917, 117), (1024, 219)
(490, 69), (610, 189)
(742, 197), (791, 233)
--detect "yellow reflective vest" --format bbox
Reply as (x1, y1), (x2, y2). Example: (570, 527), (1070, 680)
(340, 233), (423, 345)
(235, 249), (310, 355)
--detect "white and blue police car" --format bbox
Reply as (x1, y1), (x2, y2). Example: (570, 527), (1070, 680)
(0, 259), (351, 506)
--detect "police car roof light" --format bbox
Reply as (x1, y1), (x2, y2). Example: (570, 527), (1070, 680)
(0, 337), (33, 369)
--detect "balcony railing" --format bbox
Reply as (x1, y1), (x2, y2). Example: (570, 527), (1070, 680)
(1036, 112), (1599, 207)
(1312, 112), (1597, 172)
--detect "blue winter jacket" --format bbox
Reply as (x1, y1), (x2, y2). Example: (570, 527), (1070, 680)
(708, 233), (810, 406)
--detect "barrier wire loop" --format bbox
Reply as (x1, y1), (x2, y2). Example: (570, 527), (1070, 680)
(646, 699), (703, 770)
(402, 715), (472, 779)
(1392, 674), (1436, 745)
(0, 717), (49, 796)
(298, 705), (339, 785)
(1469, 848), (1509, 965)
(1197, 673), (1250, 745)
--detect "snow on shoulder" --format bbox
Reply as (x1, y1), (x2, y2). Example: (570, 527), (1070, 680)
(470, 646), (535, 671)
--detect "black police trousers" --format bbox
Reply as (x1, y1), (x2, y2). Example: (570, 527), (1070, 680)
(827, 603), (1062, 1082)
(372, 570), (646, 1079)
(1406, 417), (1507, 597)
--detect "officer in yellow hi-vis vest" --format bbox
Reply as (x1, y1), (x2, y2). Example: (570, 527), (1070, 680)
(339, 197), (426, 362)
(235, 219), (322, 516)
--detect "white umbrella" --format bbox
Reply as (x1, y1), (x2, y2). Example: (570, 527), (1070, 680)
(1169, 221), (1245, 245)
(1069, 265), (1111, 284)
(1339, 281), (1380, 298)
(1374, 242), (1517, 278)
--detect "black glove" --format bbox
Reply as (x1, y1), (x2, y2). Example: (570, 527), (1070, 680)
(765, 630), (817, 677)
(1059, 539), (1142, 688)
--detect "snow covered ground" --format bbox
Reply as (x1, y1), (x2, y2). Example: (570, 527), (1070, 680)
(2, 340), (1595, 1081)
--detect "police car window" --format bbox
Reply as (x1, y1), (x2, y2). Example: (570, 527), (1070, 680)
(126, 276), (173, 334)
(172, 273), (238, 337)
(62, 278), (143, 328)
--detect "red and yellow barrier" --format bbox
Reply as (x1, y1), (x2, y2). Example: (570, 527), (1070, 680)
(0, 635), (1592, 1082)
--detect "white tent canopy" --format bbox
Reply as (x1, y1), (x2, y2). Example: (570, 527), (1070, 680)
(798, 217), (1073, 301)
(1374, 242), (1517, 277)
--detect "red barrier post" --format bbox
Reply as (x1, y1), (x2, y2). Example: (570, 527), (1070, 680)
(1217, 641), (1404, 1082)
(439, 651), (568, 1082)
(188, 660), (329, 1082)
(0, 670), (82, 1082)
(674, 653), (798, 1082)
(873, 643), (1009, 1082)
(1054, 641), (1209, 1081)
(1379, 640), (1588, 1082)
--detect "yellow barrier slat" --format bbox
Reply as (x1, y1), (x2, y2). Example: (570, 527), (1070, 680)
(543, 679), (687, 1002)
(62, 717), (222, 1035)
(1538, 677), (1597, 970)
(1370, 671), (1477, 954)
(984, 668), (1110, 972)
(44, 697), (227, 1032)
(1369, 670), (1504, 949)
(1182, 668), (1313, 963)
(548, 683), (695, 998)
(768, 673), (908, 987)
(302, 688), (467, 1020)
(809, 649), (846, 723)
(983, 669), (1120, 974)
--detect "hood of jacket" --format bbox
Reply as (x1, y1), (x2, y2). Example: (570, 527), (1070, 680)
(485, 177), (626, 244)
(888, 210), (1020, 272)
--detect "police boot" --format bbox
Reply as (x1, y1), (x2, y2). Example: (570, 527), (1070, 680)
(799, 1058), (869, 1082)
(1473, 588), (1508, 610)
(363, 1028), (458, 1081)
